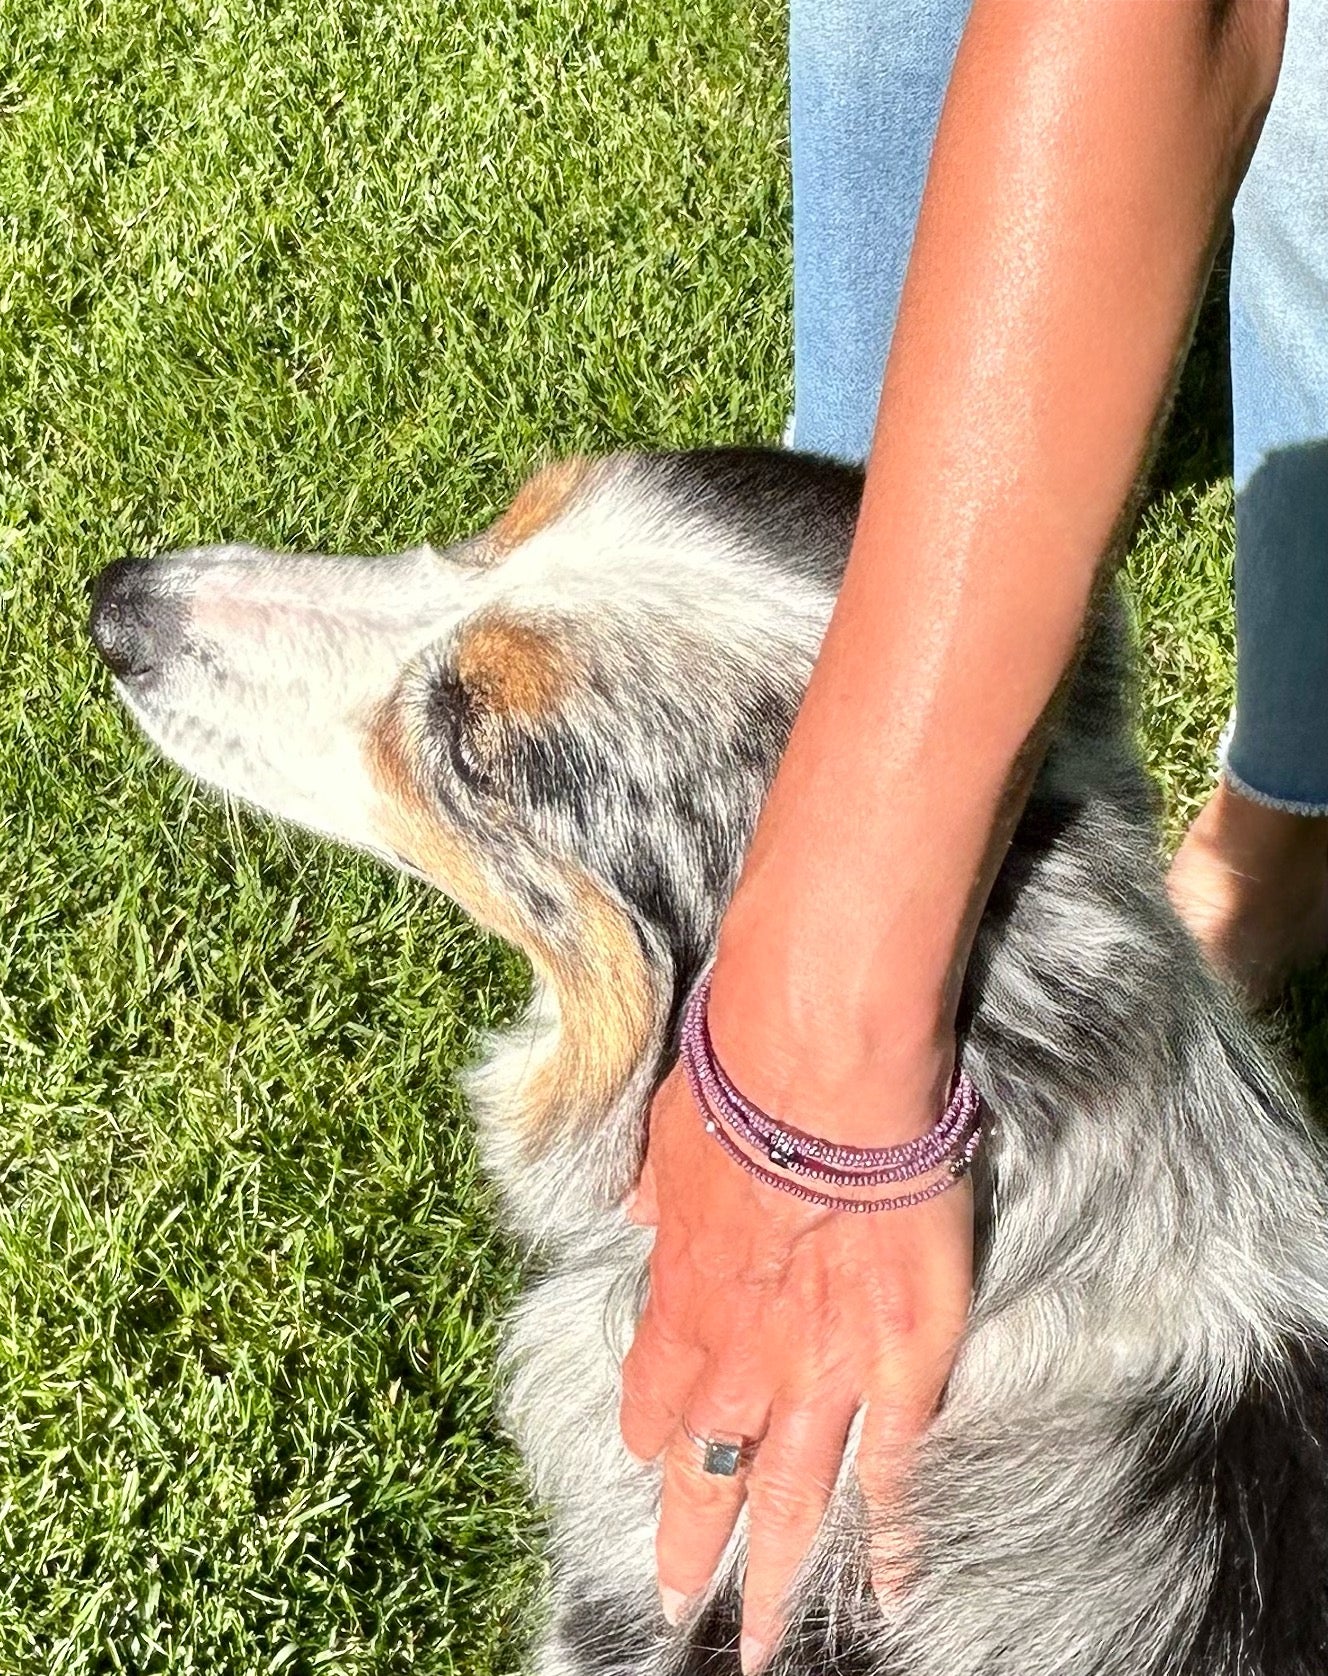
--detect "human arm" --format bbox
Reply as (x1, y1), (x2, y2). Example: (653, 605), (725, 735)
(710, 0), (1283, 1136)
(621, 2), (1286, 1670)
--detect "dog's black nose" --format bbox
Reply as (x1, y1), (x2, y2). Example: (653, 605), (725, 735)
(88, 557), (179, 679)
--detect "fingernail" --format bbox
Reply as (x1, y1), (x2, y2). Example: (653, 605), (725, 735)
(660, 1586), (690, 1626)
(740, 1634), (769, 1674)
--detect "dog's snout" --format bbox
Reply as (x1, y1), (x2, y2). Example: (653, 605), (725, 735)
(89, 557), (182, 679)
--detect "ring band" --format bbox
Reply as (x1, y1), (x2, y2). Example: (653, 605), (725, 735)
(682, 1421), (760, 1477)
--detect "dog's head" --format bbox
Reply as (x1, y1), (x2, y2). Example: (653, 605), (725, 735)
(90, 449), (859, 1169)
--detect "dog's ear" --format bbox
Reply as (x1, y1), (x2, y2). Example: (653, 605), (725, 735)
(487, 456), (593, 557)
(440, 610), (581, 776)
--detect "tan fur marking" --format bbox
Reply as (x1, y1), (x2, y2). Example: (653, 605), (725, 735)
(364, 697), (655, 1154)
(489, 456), (592, 554)
(456, 614), (579, 724)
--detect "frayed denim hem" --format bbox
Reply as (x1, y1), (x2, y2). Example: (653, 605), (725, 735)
(1216, 709), (1328, 817)
(1220, 762), (1328, 818)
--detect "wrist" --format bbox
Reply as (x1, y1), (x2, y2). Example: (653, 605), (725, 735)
(704, 932), (958, 1149)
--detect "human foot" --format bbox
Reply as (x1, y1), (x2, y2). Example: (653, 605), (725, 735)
(1167, 779), (1328, 1005)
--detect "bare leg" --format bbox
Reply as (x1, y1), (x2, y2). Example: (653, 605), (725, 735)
(1169, 0), (1328, 1005)
(1168, 780), (1328, 1003)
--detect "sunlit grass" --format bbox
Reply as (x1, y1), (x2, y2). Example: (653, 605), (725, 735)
(0, 1), (1306, 1670)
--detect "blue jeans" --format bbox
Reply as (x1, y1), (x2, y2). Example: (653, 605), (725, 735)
(790, 0), (1328, 813)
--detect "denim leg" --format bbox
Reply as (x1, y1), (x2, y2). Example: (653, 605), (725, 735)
(1224, 0), (1328, 814)
(789, 0), (970, 464)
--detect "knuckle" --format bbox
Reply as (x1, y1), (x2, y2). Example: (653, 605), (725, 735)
(871, 1280), (920, 1343)
(618, 1409), (654, 1462)
(669, 1452), (740, 1511)
(862, 1414), (918, 1466)
(867, 1384), (937, 1444)
(698, 1338), (771, 1401)
(747, 1468), (823, 1532)
(695, 1387), (762, 1429)
(617, 1376), (656, 1440)
(639, 1279), (688, 1339)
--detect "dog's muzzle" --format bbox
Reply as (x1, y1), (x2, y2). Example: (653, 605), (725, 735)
(89, 557), (184, 681)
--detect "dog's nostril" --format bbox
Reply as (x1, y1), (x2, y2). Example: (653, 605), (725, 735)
(88, 556), (172, 680)
(90, 599), (151, 678)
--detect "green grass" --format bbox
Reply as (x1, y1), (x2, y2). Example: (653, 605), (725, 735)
(0, 2), (1320, 1671)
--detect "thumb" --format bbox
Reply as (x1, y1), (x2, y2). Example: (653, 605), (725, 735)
(626, 1154), (661, 1226)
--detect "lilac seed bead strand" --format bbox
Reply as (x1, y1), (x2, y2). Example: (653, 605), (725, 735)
(680, 977), (982, 1212)
(696, 994), (977, 1176)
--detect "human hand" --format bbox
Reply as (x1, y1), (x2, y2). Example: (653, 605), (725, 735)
(619, 1060), (973, 1674)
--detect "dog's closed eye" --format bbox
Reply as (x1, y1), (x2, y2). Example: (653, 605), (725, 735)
(433, 611), (583, 783)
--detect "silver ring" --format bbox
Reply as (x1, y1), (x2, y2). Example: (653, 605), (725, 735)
(682, 1421), (760, 1477)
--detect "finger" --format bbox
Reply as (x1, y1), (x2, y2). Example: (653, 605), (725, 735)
(655, 1395), (771, 1623)
(857, 1353), (953, 1600)
(738, 1396), (855, 1674)
(619, 1298), (704, 1464)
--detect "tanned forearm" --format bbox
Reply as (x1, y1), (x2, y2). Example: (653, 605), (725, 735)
(708, 0), (1284, 1143)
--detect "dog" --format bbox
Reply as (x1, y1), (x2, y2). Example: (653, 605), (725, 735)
(89, 447), (1328, 1675)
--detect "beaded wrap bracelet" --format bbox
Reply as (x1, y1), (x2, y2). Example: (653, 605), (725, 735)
(680, 976), (982, 1213)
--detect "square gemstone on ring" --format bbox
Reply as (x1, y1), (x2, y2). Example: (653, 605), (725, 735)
(702, 1439), (743, 1476)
